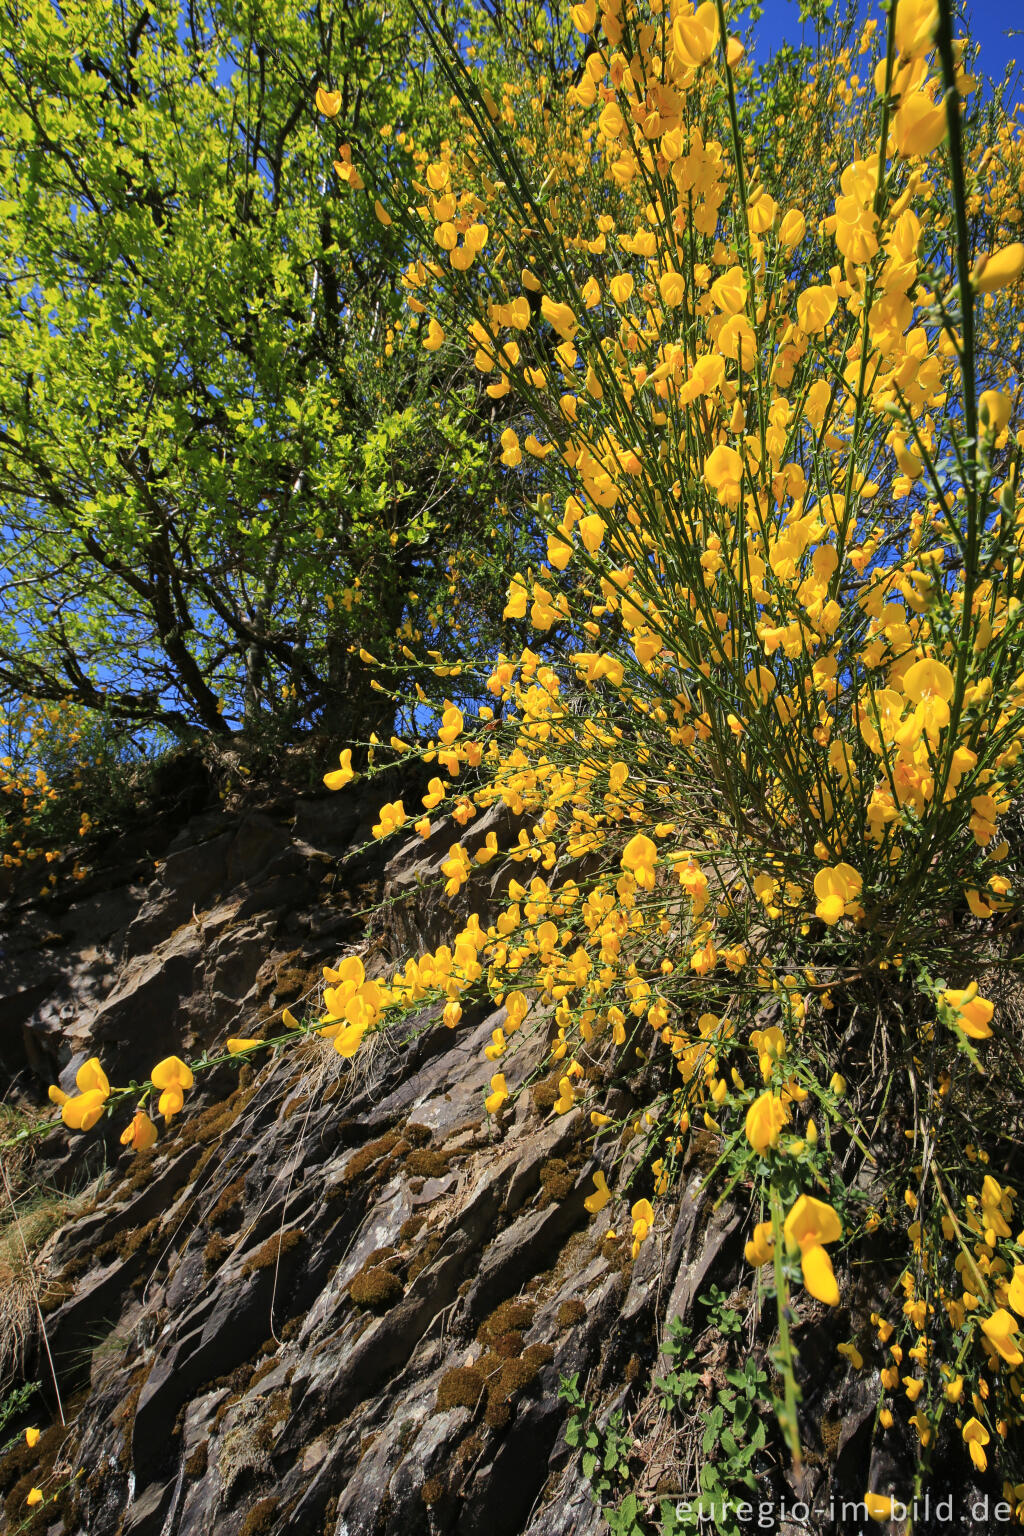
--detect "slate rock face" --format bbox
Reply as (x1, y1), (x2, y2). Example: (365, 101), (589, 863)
(1, 786), (906, 1536)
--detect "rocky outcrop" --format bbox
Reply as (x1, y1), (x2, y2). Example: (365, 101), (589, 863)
(0, 782), (926, 1536)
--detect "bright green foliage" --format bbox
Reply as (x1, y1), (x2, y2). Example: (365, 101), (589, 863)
(561, 1291), (772, 1534)
(0, 0), (508, 751)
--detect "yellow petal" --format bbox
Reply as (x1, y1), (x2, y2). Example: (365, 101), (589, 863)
(800, 1243), (840, 1306)
(584, 1171), (611, 1214)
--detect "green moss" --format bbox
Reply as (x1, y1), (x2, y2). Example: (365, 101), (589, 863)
(483, 1343), (553, 1428)
(252, 1389), (292, 1453)
(204, 1232), (231, 1271)
(421, 1476), (446, 1506)
(557, 1299), (587, 1330)
(173, 1082), (256, 1151)
(407, 1234), (441, 1283)
(399, 1215), (426, 1241)
(537, 1157), (574, 1205)
(451, 1432), (484, 1469)
(405, 1122), (433, 1146)
(477, 1299), (535, 1346)
(184, 1444), (208, 1478)
(274, 966), (310, 1000)
(239, 1496), (279, 1536)
(483, 1395), (511, 1429)
(530, 1073), (562, 1112)
(364, 1245), (398, 1266)
(282, 1091), (311, 1121)
(598, 1234), (630, 1270)
(341, 1131), (400, 1184)
(685, 1128), (721, 1175)
(435, 1366), (484, 1413)
(123, 1146), (157, 1183)
(116, 1216), (159, 1258)
(492, 1330), (524, 1358)
(240, 1228), (304, 1278)
(821, 1416), (843, 1462)
(500, 1342), (553, 1392)
(404, 1148), (449, 1178)
(209, 1175), (246, 1225)
(247, 1358), (280, 1393)
(348, 1266), (404, 1309)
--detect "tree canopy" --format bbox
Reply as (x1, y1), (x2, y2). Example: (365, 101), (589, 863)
(0, 0), (519, 756)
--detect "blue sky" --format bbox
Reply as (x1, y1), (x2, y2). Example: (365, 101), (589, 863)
(747, 0), (1021, 86)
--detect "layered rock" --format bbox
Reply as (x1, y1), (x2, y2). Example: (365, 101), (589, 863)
(0, 782), (914, 1536)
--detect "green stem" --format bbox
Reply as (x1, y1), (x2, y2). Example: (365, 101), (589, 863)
(769, 1183), (802, 1469)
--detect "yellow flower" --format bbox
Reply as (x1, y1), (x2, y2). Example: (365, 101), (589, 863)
(744, 1220), (775, 1268)
(119, 1110), (158, 1152)
(778, 208), (806, 247)
(783, 1194), (842, 1306)
(962, 1416), (990, 1472)
(979, 389), (1012, 435)
(226, 1038), (260, 1054)
(25, 1427), (40, 1448)
(631, 1197), (654, 1258)
(796, 285), (837, 334)
(26, 1488), (43, 1508)
(894, 0), (937, 57)
(315, 86), (342, 117)
(332, 1019), (369, 1057)
(941, 984), (994, 1040)
(1007, 1264), (1024, 1317)
(76, 1057), (110, 1097)
(709, 266), (746, 315)
(151, 1056), (194, 1122)
(903, 657), (954, 704)
(980, 1308), (1024, 1365)
(539, 296), (578, 342)
(672, 1), (718, 69)
(608, 273), (634, 306)
(578, 514), (607, 553)
(864, 1493), (895, 1523)
(584, 1170), (611, 1213)
(485, 1073), (508, 1114)
(744, 1092), (788, 1154)
(621, 833), (658, 890)
(972, 243), (1024, 294)
(554, 1076), (576, 1114)
(893, 88), (946, 158)
(423, 317), (445, 352)
(60, 1056), (112, 1132)
(61, 1088), (108, 1133)
(484, 1028), (506, 1060)
(422, 777), (446, 810)
(438, 705), (464, 745)
(323, 748), (356, 791)
(372, 799), (407, 838)
(813, 863), (862, 925)
(703, 444), (743, 506)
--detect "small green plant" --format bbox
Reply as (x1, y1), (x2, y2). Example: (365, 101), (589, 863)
(656, 1299), (770, 1535)
(0, 1381), (39, 1457)
(560, 1374), (647, 1536)
(561, 1290), (772, 1536)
